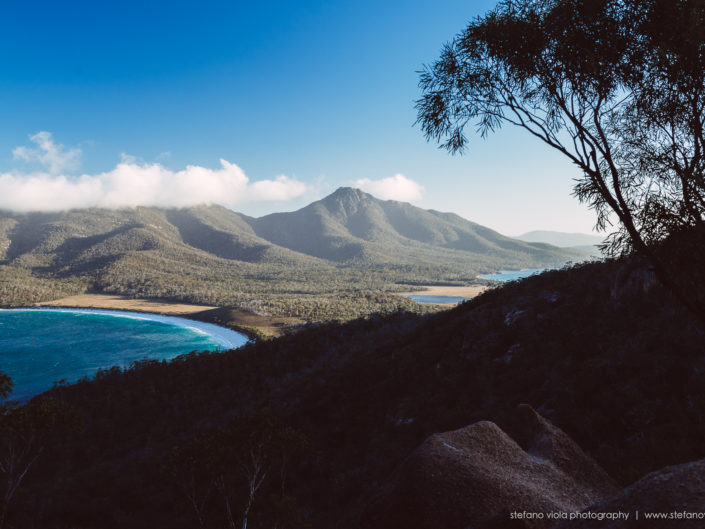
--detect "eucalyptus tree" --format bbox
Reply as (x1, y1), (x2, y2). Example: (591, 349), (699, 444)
(417, 0), (705, 316)
(165, 409), (309, 529)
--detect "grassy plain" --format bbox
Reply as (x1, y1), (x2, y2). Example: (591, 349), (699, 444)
(396, 284), (490, 298)
(36, 294), (217, 314)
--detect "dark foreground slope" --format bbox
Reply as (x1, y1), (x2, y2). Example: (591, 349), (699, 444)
(10, 259), (705, 528)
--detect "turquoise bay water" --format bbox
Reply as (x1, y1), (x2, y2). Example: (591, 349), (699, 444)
(478, 268), (546, 282)
(0, 309), (248, 401)
(402, 294), (468, 305)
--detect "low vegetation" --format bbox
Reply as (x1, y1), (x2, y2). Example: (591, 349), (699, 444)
(0, 266), (86, 306)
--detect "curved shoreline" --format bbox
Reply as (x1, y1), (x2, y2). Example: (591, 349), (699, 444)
(29, 293), (300, 339)
(0, 307), (249, 350)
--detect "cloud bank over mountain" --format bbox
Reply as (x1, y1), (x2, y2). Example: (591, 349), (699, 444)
(353, 173), (423, 201)
(0, 132), (307, 211)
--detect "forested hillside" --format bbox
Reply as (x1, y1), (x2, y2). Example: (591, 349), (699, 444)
(0, 188), (587, 320)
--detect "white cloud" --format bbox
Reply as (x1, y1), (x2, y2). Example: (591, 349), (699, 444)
(12, 132), (82, 174)
(0, 139), (307, 212)
(353, 173), (423, 201)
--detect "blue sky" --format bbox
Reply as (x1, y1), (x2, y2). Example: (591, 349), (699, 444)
(0, 0), (597, 235)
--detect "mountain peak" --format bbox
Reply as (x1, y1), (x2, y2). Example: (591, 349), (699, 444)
(324, 187), (373, 203)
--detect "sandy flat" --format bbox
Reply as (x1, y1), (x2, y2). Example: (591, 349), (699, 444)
(396, 285), (490, 298)
(36, 294), (216, 315)
(34, 294), (303, 339)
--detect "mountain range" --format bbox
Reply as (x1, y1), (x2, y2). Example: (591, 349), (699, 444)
(0, 187), (589, 316)
(0, 187), (587, 270)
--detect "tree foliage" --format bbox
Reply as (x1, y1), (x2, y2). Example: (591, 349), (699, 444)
(416, 0), (705, 314)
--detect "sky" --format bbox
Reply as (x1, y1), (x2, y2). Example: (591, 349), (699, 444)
(0, 0), (599, 236)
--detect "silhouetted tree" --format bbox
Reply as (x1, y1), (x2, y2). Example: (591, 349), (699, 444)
(164, 434), (217, 529)
(417, 0), (705, 317)
(0, 394), (81, 529)
(0, 376), (11, 402)
(165, 409), (309, 529)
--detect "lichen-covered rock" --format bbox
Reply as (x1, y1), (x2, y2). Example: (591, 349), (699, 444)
(362, 405), (618, 529)
(552, 458), (705, 529)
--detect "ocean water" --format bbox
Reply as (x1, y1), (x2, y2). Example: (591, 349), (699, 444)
(478, 268), (546, 282)
(0, 309), (248, 401)
(402, 294), (468, 305)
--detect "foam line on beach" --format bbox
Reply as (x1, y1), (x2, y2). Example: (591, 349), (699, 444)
(0, 308), (249, 349)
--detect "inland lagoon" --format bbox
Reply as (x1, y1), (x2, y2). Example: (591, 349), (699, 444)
(401, 294), (469, 305)
(478, 268), (546, 282)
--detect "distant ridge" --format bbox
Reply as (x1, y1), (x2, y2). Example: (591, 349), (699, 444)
(515, 230), (604, 248)
(0, 188), (589, 276)
(249, 187), (588, 266)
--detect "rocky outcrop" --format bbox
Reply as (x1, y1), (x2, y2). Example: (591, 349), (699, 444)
(362, 405), (618, 529)
(513, 404), (618, 496)
(610, 259), (659, 302)
(552, 458), (705, 529)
